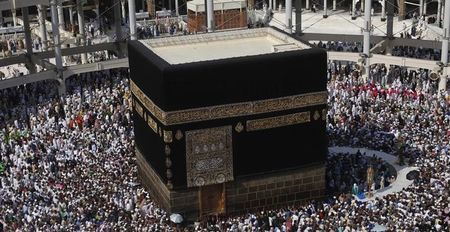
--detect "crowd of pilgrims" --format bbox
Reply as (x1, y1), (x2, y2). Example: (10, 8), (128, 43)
(136, 19), (188, 39)
(326, 152), (396, 196)
(0, 59), (449, 231)
(391, 46), (442, 61)
(316, 41), (444, 61)
(313, 41), (365, 53)
(0, 70), (172, 231)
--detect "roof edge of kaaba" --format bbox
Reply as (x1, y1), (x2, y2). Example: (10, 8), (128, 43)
(129, 40), (171, 69)
(128, 38), (327, 112)
(268, 26), (315, 47)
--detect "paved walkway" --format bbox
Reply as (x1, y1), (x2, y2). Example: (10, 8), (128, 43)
(328, 146), (419, 202)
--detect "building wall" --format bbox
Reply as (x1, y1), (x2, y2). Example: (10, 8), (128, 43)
(147, 0), (156, 18)
(129, 33), (327, 220)
(187, 9), (247, 32)
(129, 40), (328, 189)
(138, 148), (325, 221)
(136, 148), (171, 210)
(226, 164), (326, 214)
(137, 148), (200, 217)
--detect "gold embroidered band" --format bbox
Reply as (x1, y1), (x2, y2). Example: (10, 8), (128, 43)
(131, 80), (327, 126)
(246, 112), (311, 131)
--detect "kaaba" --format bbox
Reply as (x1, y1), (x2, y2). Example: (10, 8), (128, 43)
(129, 28), (327, 219)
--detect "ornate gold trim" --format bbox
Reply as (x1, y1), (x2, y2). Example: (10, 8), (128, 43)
(131, 80), (166, 120)
(131, 80), (327, 126)
(235, 122), (244, 133)
(166, 169), (173, 179)
(147, 115), (158, 134)
(167, 181), (173, 190)
(134, 102), (144, 118)
(175, 130), (184, 140)
(134, 101), (159, 134)
(313, 110), (320, 121)
(165, 157), (172, 168)
(165, 145), (171, 155)
(246, 112), (310, 132)
(163, 130), (173, 143)
(185, 126), (234, 188)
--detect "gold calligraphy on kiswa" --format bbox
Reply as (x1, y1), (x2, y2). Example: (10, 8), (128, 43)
(246, 112), (311, 131)
(130, 80), (327, 126)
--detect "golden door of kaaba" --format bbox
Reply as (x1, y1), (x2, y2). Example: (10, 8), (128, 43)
(199, 183), (226, 215)
(186, 126), (231, 216)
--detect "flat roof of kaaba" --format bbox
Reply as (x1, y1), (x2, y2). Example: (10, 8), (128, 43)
(140, 28), (311, 64)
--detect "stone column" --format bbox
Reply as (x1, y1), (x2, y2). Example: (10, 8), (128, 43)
(129, 0), (137, 40)
(51, 0), (65, 95)
(439, 0), (450, 90)
(38, 5), (48, 51)
(419, 0), (423, 16)
(385, 39), (393, 55)
(285, 0), (292, 32)
(323, 0), (327, 18)
(0, 9), (3, 26)
(386, 0), (394, 37)
(114, 0), (123, 40)
(69, 6), (74, 27)
(95, 3), (100, 20)
(295, 0), (302, 34)
(351, 0), (356, 19)
(114, 0), (124, 58)
(424, 0), (427, 15)
(22, 7), (37, 74)
(207, 0), (215, 32)
(147, 0), (156, 18)
(363, 0), (371, 81)
(58, 2), (65, 31)
(175, 0), (179, 16)
(438, 0), (442, 26)
(77, 0), (87, 64)
(398, 0), (405, 20)
(12, 9), (17, 26)
(121, 0), (126, 24)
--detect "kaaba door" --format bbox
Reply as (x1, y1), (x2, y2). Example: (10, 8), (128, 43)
(199, 184), (225, 215)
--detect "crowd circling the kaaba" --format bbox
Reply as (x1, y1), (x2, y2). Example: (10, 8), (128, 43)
(1, 55), (450, 231)
(391, 45), (442, 60)
(318, 40), (444, 61)
(313, 41), (365, 53)
(0, 70), (174, 231)
(136, 19), (188, 39)
(326, 152), (396, 196)
(196, 61), (450, 231)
